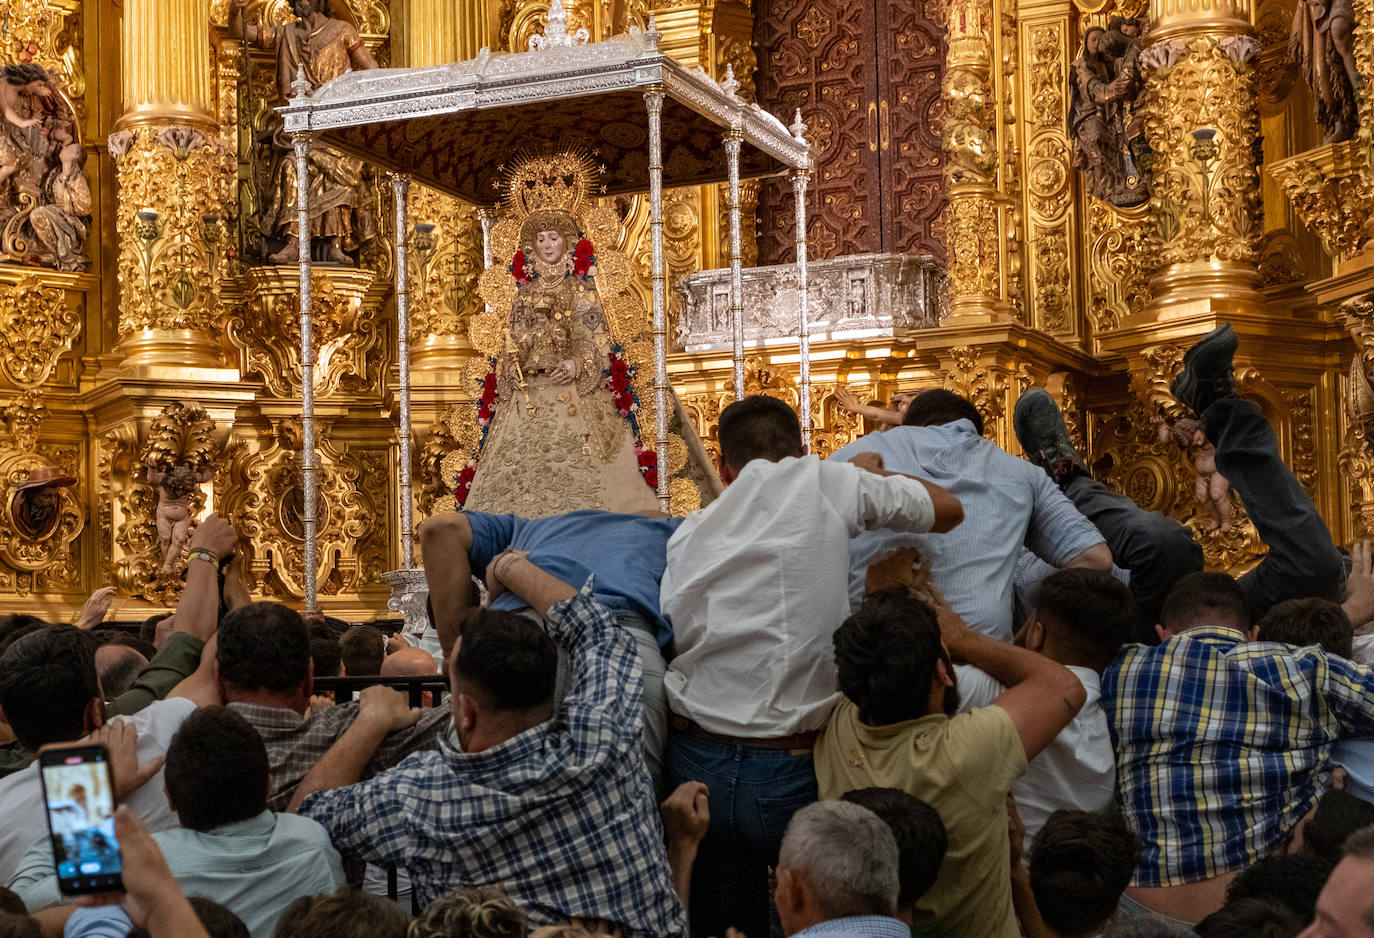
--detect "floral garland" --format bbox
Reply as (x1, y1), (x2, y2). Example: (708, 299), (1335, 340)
(510, 236), (598, 283)
(510, 250), (535, 284)
(572, 238), (596, 278)
(455, 362), (499, 506)
(604, 345), (658, 490)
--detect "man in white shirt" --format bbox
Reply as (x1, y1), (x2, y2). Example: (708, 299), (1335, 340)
(956, 567), (1136, 850)
(660, 394), (962, 938)
(0, 626), (197, 885)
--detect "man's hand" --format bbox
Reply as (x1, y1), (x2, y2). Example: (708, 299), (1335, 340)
(865, 547), (929, 598)
(87, 722), (164, 802)
(355, 685), (420, 735)
(75, 586), (118, 630)
(1346, 540), (1374, 632)
(849, 451), (885, 475)
(187, 514), (238, 561)
(386, 632), (411, 654)
(76, 807), (209, 937)
(485, 549), (529, 602)
(660, 781), (710, 853)
(1007, 793), (1027, 871)
(834, 388), (862, 414)
(928, 584), (975, 661)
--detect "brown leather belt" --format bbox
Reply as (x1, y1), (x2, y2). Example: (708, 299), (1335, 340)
(669, 713), (819, 752)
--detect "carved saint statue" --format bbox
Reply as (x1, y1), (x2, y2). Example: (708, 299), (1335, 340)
(10, 464), (75, 541)
(1069, 22), (1149, 208)
(230, 0), (379, 266)
(0, 63), (89, 271)
(1156, 416), (1234, 533)
(1291, 0), (1360, 143)
(146, 461), (215, 573)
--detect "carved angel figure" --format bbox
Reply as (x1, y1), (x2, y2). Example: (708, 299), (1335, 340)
(1157, 416), (1234, 533)
(1069, 23), (1149, 208)
(146, 462), (215, 573)
(229, 0), (379, 266)
(462, 211), (661, 517)
(1291, 0), (1361, 143)
(0, 64), (89, 271)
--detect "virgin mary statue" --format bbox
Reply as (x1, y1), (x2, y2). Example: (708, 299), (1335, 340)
(453, 151), (716, 518)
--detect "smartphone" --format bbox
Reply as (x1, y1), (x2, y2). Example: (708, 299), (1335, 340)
(38, 744), (123, 895)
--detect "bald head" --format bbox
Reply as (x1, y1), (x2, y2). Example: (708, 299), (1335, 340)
(95, 643), (149, 699)
(381, 645), (438, 678)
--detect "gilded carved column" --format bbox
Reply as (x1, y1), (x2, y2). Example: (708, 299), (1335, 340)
(111, 0), (229, 371)
(1138, 0), (1264, 317)
(395, 0), (492, 63)
(942, 0), (1013, 320)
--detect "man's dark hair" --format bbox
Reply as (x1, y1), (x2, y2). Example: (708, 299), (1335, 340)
(339, 625), (385, 676)
(129, 898), (249, 938)
(1160, 572), (1250, 634)
(840, 788), (947, 909)
(0, 912), (39, 938)
(1036, 568), (1138, 671)
(0, 614), (48, 659)
(0, 889), (22, 917)
(453, 610), (556, 713)
(717, 395), (802, 470)
(138, 612), (163, 646)
(291, 0), (334, 18)
(1194, 899), (1302, 938)
(217, 602), (310, 693)
(1101, 922), (1194, 938)
(0, 626), (99, 750)
(272, 887), (410, 938)
(164, 707), (269, 832)
(834, 589), (946, 725)
(1258, 598), (1354, 659)
(1028, 810), (1139, 938)
(1304, 791), (1374, 861)
(1225, 853), (1334, 923)
(310, 637), (342, 679)
(900, 389), (984, 436)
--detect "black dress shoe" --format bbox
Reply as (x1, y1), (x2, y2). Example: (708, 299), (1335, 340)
(1169, 323), (1238, 416)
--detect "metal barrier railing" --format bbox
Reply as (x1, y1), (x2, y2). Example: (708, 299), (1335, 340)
(312, 674), (449, 708)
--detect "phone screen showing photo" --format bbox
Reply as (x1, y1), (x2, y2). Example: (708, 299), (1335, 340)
(39, 746), (123, 895)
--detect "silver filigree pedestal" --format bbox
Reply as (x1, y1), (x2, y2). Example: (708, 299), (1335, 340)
(379, 567), (430, 639)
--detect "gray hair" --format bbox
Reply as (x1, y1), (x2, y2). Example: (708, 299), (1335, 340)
(778, 801), (900, 919)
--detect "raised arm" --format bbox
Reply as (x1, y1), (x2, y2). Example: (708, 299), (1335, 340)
(419, 512), (478, 662)
(287, 685), (418, 813)
(936, 593), (1085, 760)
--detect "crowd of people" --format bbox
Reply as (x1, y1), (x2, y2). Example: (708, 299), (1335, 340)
(1, 323), (1374, 938)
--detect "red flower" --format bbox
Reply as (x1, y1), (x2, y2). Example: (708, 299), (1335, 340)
(644, 469), (658, 488)
(456, 461), (478, 505)
(572, 238), (596, 278)
(510, 250), (532, 283)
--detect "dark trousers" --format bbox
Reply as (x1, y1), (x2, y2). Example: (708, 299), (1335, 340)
(1205, 397), (1345, 618)
(665, 733), (818, 938)
(1064, 397), (1342, 630)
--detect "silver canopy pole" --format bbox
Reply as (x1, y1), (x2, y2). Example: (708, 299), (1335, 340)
(646, 82), (670, 512)
(791, 110), (812, 449)
(290, 66), (319, 613)
(391, 173), (415, 569)
(725, 127), (745, 400)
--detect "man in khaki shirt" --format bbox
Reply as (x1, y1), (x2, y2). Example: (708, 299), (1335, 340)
(815, 574), (1086, 938)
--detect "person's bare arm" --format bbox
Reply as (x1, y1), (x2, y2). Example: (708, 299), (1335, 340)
(660, 781), (710, 908)
(849, 452), (964, 533)
(287, 685), (419, 813)
(419, 513), (476, 662)
(1008, 796), (1055, 938)
(168, 634), (221, 707)
(170, 515), (239, 642)
(835, 390), (903, 427)
(486, 551), (576, 617)
(936, 593), (1085, 760)
(1062, 541), (1112, 572)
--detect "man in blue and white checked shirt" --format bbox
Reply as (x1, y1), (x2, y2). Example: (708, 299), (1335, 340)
(288, 550), (686, 937)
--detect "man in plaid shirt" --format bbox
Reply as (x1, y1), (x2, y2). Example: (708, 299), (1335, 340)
(289, 550), (686, 937)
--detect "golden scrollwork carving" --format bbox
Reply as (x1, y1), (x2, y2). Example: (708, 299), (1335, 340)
(1087, 200), (1151, 331)
(227, 267), (383, 398)
(1268, 142), (1374, 261)
(218, 417), (387, 600)
(111, 401), (223, 604)
(1, 391), (46, 454)
(717, 36), (758, 102)
(1141, 35), (1262, 268)
(0, 276), (80, 389)
(110, 124), (232, 337)
(942, 345), (1031, 444)
(944, 195), (1001, 304)
(0, 449), (83, 586)
(407, 185), (484, 346)
(1023, 21), (1076, 334)
(1340, 294), (1374, 533)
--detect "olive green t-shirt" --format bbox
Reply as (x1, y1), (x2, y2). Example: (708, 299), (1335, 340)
(814, 699), (1026, 938)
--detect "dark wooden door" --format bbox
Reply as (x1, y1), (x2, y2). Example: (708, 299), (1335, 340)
(875, 0), (947, 261)
(754, 0), (884, 264)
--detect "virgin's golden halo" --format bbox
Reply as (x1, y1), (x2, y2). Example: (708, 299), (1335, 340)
(500, 149), (603, 221)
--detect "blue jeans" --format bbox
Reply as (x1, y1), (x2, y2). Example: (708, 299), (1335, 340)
(665, 733), (818, 938)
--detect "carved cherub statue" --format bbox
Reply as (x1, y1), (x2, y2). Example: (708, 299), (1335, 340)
(145, 461), (215, 573)
(1156, 415), (1233, 533)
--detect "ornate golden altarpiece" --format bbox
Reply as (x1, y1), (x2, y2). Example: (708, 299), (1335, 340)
(0, 0), (1367, 619)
